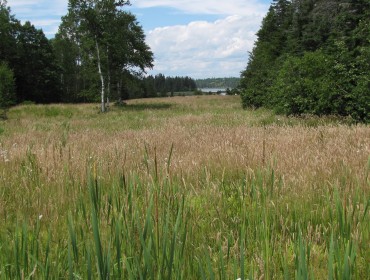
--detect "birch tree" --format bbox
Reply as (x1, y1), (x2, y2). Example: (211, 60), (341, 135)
(63, 0), (153, 111)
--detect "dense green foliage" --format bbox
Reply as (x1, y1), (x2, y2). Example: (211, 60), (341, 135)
(15, 22), (61, 103)
(54, 0), (154, 111)
(0, 2), (61, 104)
(0, 62), (15, 111)
(196, 77), (240, 89)
(240, 0), (370, 122)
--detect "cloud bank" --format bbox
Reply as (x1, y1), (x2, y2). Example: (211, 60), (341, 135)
(138, 0), (269, 78)
(8, 0), (67, 36)
(134, 0), (268, 17)
(147, 15), (261, 78)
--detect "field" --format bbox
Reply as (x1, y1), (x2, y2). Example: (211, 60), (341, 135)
(0, 96), (369, 279)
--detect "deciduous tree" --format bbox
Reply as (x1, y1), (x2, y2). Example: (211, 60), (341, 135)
(57, 0), (153, 111)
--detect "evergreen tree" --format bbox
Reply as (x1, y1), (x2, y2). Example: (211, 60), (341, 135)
(0, 2), (60, 104)
(241, 0), (293, 108)
(14, 22), (61, 103)
(0, 1), (17, 64)
(240, 0), (370, 122)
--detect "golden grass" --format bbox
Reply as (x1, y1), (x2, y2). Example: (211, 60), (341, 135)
(0, 96), (369, 278)
(2, 96), (368, 186)
(1, 98), (369, 199)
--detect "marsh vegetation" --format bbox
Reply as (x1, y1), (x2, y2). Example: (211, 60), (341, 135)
(0, 96), (368, 279)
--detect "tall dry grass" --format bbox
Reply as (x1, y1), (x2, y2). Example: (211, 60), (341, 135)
(0, 96), (368, 278)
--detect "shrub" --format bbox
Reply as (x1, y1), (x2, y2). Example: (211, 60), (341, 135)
(270, 51), (337, 116)
(331, 40), (370, 123)
(267, 49), (369, 122)
(193, 89), (203, 96)
(0, 62), (15, 109)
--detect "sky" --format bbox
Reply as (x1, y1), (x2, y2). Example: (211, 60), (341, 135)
(6, 0), (271, 79)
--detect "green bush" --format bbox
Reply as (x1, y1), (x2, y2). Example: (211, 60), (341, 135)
(241, 62), (277, 109)
(193, 89), (203, 96)
(350, 76), (370, 122)
(270, 51), (335, 115)
(334, 41), (370, 123)
(242, 49), (369, 122)
(0, 62), (16, 110)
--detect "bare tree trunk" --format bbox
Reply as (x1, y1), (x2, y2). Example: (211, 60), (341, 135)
(95, 39), (105, 112)
(117, 81), (122, 104)
(118, 77), (123, 104)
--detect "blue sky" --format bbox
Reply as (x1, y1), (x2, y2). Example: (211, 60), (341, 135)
(7, 0), (271, 78)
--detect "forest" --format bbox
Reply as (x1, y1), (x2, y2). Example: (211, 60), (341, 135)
(0, 0), (196, 113)
(240, 0), (370, 122)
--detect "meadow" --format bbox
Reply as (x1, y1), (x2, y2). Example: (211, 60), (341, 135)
(0, 95), (369, 279)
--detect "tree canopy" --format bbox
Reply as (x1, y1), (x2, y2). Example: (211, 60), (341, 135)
(54, 0), (154, 111)
(240, 0), (370, 122)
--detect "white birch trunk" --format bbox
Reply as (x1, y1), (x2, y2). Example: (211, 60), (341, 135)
(95, 39), (105, 113)
(106, 46), (110, 111)
(107, 67), (110, 111)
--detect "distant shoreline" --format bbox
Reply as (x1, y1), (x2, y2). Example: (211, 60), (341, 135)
(199, 88), (227, 93)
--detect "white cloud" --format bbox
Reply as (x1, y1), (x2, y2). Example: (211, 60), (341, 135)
(133, 0), (268, 17)
(6, 0), (42, 6)
(28, 19), (61, 26)
(7, 0), (67, 36)
(146, 14), (261, 78)
(8, 0), (67, 15)
(134, 0), (269, 78)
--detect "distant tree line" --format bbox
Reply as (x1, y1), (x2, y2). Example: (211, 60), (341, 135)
(141, 74), (197, 98)
(196, 78), (240, 89)
(240, 0), (370, 122)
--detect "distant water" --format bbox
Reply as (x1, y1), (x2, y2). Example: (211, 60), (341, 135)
(199, 88), (227, 93)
